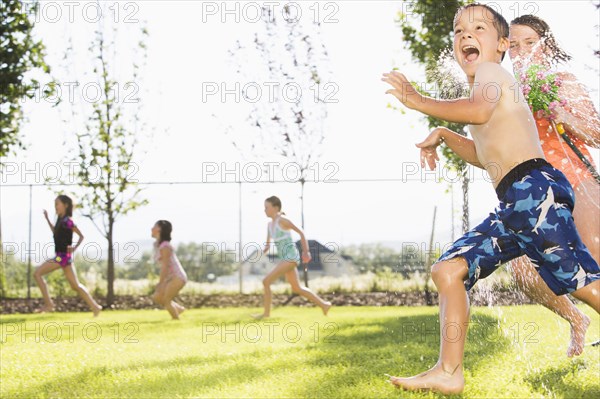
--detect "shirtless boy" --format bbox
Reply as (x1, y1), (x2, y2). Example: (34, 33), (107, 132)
(381, 3), (600, 394)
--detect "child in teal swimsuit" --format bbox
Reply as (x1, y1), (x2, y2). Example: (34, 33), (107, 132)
(269, 214), (301, 264)
(253, 196), (332, 319)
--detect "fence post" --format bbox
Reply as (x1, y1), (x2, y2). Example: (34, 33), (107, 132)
(27, 184), (33, 299)
(238, 181), (243, 294)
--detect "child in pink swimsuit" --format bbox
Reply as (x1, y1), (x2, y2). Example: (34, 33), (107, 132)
(151, 220), (187, 319)
(154, 241), (188, 283)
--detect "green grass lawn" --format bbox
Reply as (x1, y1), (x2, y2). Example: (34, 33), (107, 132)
(1, 305), (598, 398)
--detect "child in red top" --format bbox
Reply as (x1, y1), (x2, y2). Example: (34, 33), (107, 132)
(509, 14), (600, 357)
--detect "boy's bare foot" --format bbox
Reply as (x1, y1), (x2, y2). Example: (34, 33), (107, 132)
(35, 305), (55, 313)
(93, 305), (102, 317)
(387, 363), (465, 395)
(252, 313), (269, 320)
(568, 313), (591, 357)
(322, 301), (332, 316)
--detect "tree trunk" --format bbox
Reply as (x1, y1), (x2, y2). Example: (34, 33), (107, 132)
(450, 182), (455, 242)
(461, 168), (470, 234)
(425, 206), (437, 306)
(0, 210), (4, 299)
(238, 181), (243, 294)
(107, 217), (115, 306)
(300, 180), (308, 287)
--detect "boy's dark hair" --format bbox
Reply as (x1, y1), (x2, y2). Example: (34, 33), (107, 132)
(510, 14), (572, 65)
(155, 220), (172, 243)
(455, 3), (509, 61)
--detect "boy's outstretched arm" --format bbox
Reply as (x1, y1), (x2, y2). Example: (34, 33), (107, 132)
(418, 127), (483, 170)
(382, 63), (506, 125)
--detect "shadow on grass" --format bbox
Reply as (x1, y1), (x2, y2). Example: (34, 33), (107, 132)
(524, 359), (600, 398)
(286, 312), (511, 399)
(7, 310), (592, 398)
(0, 316), (27, 325)
(7, 351), (299, 398)
(9, 313), (507, 398)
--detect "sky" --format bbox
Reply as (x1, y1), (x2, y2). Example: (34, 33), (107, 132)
(2, 1), (599, 264)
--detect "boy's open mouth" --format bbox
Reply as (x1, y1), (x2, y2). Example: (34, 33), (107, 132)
(462, 45), (480, 63)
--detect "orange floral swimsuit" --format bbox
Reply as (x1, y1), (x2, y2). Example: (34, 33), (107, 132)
(534, 111), (596, 189)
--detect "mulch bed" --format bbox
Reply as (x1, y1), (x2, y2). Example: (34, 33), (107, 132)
(0, 291), (536, 314)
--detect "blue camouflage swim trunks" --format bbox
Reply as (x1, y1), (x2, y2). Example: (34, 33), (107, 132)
(439, 158), (600, 295)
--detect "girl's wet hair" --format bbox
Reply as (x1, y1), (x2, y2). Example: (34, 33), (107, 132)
(454, 3), (509, 60)
(56, 195), (73, 217)
(510, 14), (571, 65)
(265, 196), (285, 215)
(155, 220), (172, 243)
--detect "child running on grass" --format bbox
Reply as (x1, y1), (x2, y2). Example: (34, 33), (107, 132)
(381, 3), (600, 394)
(253, 196), (331, 319)
(151, 220), (187, 320)
(508, 14), (600, 357)
(34, 195), (102, 316)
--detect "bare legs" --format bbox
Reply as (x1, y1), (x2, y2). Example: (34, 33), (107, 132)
(389, 257), (469, 394)
(571, 280), (600, 313)
(285, 266), (332, 315)
(511, 177), (599, 356)
(63, 265), (102, 316)
(389, 259), (600, 394)
(511, 258), (590, 356)
(152, 278), (186, 320)
(33, 261), (61, 312)
(254, 261), (332, 319)
(253, 261), (294, 319)
(34, 260), (101, 316)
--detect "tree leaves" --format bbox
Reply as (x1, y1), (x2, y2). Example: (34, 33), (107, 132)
(58, 15), (150, 304)
(396, 0), (471, 232)
(0, 0), (52, 157)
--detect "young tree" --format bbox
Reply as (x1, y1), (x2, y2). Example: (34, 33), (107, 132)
(396, 0), (472, 233)
(0, 0), (53, 158)
(0, 0), (53, 274)
(227, 4), (333, 286)
(61, 16), (149, 306)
